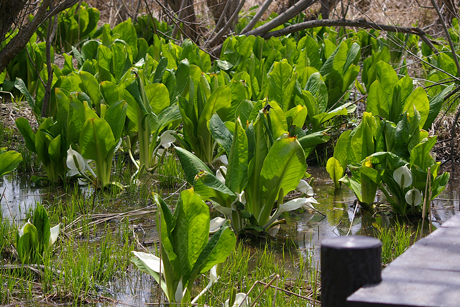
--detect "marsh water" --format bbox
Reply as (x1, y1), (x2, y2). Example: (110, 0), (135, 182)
(2, 167), (459, 305)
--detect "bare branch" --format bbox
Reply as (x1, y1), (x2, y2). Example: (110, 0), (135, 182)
(240, 0), (274, 34)
(207, 0), (246, 47)
(0, 0), (79, 74)
(243, 0), (317, 37)
(430, 0), (460, 76)
(171, 0), (188, 38)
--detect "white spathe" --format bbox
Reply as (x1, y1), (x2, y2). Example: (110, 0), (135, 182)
(131, 251), (164, 273)
(297, 179), (314, 196)
(224, 293), (251, 307)
(66, 146), (96, 178)
(159, 130), (176, 149)
(191, 265), (219, 304)
(49, 223), (60, 245)
(393, 165), (412, 189)
(210, 217), (226, 234)
(405, 188), (422, 206)
(263, 197), (318, 229)
(216, 166), (227, 184)
(213, 155), (228, 166)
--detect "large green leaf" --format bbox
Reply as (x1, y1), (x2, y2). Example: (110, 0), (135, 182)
(192, 221), (235, 274)
(259, 135), (306, 224)
(326, 157), (344, 189)
(226, 118), (248, 193)
(268, 59), (296, 111)
(104, 100), (127, 141)
(376, 61), (398, 105)
(171, 60), (190, 104)
(80, 71), (101, 107)
(48, 135), (62, 164)
(172, 189), (210, 283)
(175, 147), (213, 184)
(305, 73), (328, 114)
(410, 137), (437, 169)
(209, 114), (233, 155)
(333, 130), (351, 169)
(112, 19), (138, 60)
(348, 112), (375, 165)
(267, 101), (288, 140)
(285, 105), (307, 129)
(197, 85), (231, 162)
(424, 84), (454, 130)
(112, 40), (132, 82)
(17, 223), (38, 264)
(366, 80), (389, 119)
(79, 118), (116, 161)
(403, 87), (429, 129)
(145, 83), (170, 114)
(245, 114), (268, 215)
(100, 81), (120, 106)
(67, 96), (86, 144)
(32, 205), (51, 255)
(97, 44), (114, 82)
(15, 118), (36, 153)
(157, 104), (181, 130)
(194, 171), (236, 208)
(153, 57), (169, 84)
(14, 78), (36, 114)
(0, 150), (22, 177)
(297, 35), (321, 70)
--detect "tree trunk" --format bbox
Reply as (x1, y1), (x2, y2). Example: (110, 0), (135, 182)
(0, 0), (79, 75)
(166, 0), (198, 41)
(206, 0), (238, 26)
(320, 0), (340, 19)
(440, 0), (459, 26)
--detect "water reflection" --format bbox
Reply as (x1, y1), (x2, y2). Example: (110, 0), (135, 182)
(0, 173), (42, 222)
(278, 167), (459, 262)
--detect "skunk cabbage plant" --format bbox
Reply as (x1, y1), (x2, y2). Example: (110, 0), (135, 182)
(177, 112), (317, 234)
(131, 189), (236, 304)
(16, 205), (59, 264)
(0, 149), (22, 177)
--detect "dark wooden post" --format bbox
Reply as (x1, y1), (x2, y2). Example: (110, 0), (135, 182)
(321, 235), (382, 307)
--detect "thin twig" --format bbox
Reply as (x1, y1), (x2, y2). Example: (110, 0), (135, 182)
(207, 0), (246, 47)
(346, 200), (359, 236)
(430, 0), (460, 75)
(171, 0), (188, 39)
(42, 13), (58, 117)
(249, 274), (279, 307)
(204, 0), (233, 46)
(240, 0), (274, 34)
(258, 281), (320, 303)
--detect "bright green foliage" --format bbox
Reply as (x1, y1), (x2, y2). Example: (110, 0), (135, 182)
(16, 204), (59, 264)
(177, 73), (232, 163)
(124, 67), (181, 176)
(329, 109), (449, 215)
(131, 189), (236, 303)
(77, 101), (127, 188)
(16, 117), (67, 183)
(38, 2), (100, 53)
(326, 157), (343, 189)
(319, 41), (361, 108)
(177, 112), (315, 233)
(0, 149), (22, 177)
(264, 101), (330, 156)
